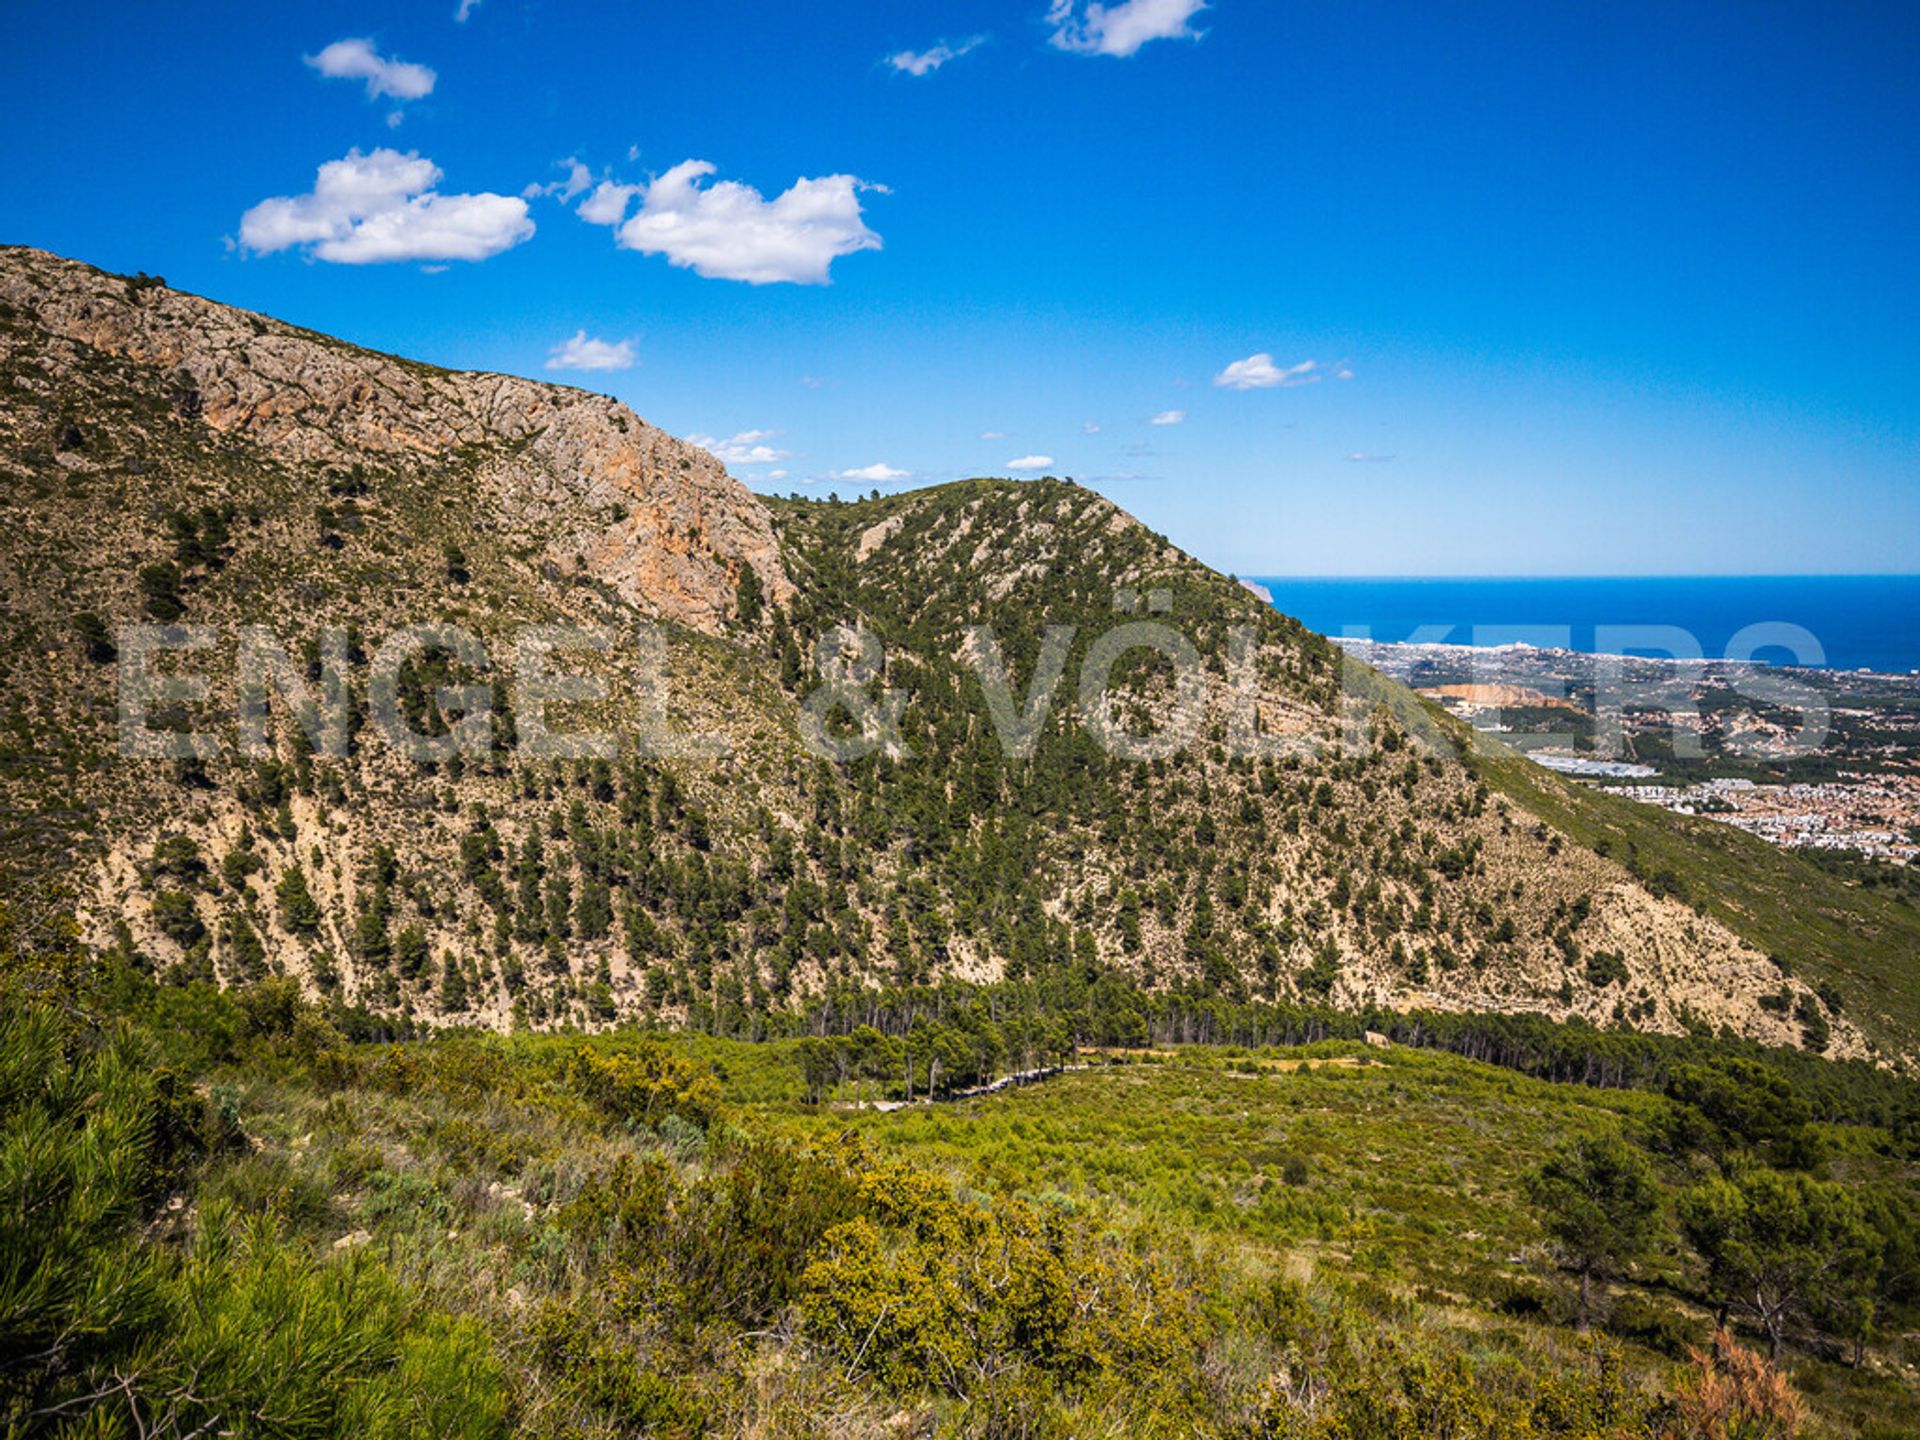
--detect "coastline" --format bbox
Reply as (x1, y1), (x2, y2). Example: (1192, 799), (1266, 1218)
(1250, 574), (1920, 676)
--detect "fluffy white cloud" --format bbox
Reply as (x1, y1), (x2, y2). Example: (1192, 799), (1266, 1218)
(546, 331), (635, 372)
(691, 430), (792, 465)
(1046, 0), (1206, 57)
(239, 149), (534, 264)
(1150, 409), (1185, 425)
(574, 180), (636, 224)
(834, 463), (909, 482)
(1006, 454), (1055, 471)
(454, 0), (481, 20)
(306, 38), (436, 101)
(1213, 353), (1319, 390)
(889, 35), (986, 75)
(578, 160), (882, 285)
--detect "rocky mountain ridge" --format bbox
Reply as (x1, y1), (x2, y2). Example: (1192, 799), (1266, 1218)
(0, 246), (789, 634)
(0, 248), (1909, 1064)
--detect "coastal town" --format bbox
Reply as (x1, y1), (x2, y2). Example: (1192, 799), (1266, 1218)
(1337, 636), (1920, 867)
(1606, 774), (1920, 864)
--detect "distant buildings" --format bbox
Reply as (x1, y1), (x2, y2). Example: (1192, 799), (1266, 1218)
(1610, 775), (1920, 864)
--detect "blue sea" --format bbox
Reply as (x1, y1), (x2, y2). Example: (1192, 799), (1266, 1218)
(1244, 576), (1920, 675)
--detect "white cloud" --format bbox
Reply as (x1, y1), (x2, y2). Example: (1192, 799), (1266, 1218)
(575, 180), (640, 225)
(1149, 409), (1185, 425)
(835, 463), (909, 482)
(526, 159), (593, 202)
(1213, 353), (1320, 390)
(578, 160), (882, 285)
(979, 430), (1007, 441)
(767, 469), (789, 481)
(889, 34), (987, 75)
(546, 331), (636, 372)
(454, 0), (481, 20)
(1082, 420), (1102, 434)
(306, 38), (436, 101)
(578, 181), (635, 224)
(1006, 454), (1055, 471)
(691, 430), (793, 465)
(1347, 452), (1396, 463)
(239, 148), (534, 264)
(1046, 0), (1206, 57)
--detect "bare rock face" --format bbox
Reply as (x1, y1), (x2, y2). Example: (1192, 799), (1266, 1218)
(0, 246), (791, 633)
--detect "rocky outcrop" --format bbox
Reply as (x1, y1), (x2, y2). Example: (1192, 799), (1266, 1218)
(0, 246), (790, 634)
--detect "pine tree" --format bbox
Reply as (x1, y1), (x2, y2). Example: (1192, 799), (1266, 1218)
(276, 865), (321, 936)
(441, 956), (470, 1010)
(1525, 1134), (1660, 1330)
(1679, 1168), (1881, 1360)
(734, 564), (764, 629)
(393, 924), (430, 981)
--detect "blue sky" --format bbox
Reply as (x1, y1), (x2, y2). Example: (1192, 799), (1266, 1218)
(3, 0), (1915, 576)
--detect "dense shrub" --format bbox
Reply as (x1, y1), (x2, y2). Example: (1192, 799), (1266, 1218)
(561, 1040), (724, 1130)
(0, 996), (501, 1438)
(799, 1155), (1201, 1399)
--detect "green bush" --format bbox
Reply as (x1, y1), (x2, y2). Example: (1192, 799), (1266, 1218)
(151, 890), (205, 949)
(0, 992), (508, 1438)
(1605, 1293), (1702, 1358)
(561, 1042), (723, 1130)
(0, 1002), (168, 1414)
(799, 1153), (1199, 1398)
(161, 1213), (509, 1440)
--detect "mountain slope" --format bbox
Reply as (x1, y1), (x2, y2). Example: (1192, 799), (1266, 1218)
(0, 247), (1908, 1062)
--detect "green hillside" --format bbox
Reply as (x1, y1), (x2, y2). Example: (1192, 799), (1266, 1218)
(1469, 736), (1920, 1059)
(5, 942), (1915, 1438)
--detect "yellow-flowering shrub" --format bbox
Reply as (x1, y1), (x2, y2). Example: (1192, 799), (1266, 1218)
(799, 1156), (1202, 1404)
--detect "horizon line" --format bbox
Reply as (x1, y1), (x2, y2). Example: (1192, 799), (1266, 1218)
(1240, 572), (1920, 582)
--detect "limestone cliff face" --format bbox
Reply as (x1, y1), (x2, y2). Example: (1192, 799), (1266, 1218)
(0, 246), (790, 634)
